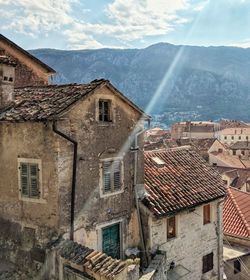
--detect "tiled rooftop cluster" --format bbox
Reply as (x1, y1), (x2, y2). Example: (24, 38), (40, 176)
(58, 240), (127, 279)
(143, 148), (226, 216)
(223, 188), (250, 238)
(0, 79), (106, 121)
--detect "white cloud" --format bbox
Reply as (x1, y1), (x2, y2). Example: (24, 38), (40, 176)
(0, 0), (206, 49)
(228, 39), (250, 48)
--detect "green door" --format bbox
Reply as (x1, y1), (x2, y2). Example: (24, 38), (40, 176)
(102, 223), (120, 259)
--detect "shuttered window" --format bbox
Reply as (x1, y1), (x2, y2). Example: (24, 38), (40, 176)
(202, 252), (213, 273)
(102, 160), (122, 194)
(203, 204), (211, 225)
(20, 163), (40, 198)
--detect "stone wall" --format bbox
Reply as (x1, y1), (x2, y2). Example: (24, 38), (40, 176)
(146, 200), (223, 280)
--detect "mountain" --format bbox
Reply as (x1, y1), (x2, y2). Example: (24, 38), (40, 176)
(30, 43), (250, 125)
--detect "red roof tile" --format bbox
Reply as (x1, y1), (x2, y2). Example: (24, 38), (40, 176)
(223, 188), (250, 238)
(143, 148), (226, 217)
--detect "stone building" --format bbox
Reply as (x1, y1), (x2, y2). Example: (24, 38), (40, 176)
(216, 128), (250, 145)
(0, 33), (55, 87)
(223, 188), (250, 280)
(171, 121), (219, 139)
(138, 148), (226, 280)
(0, 38), (149, 278)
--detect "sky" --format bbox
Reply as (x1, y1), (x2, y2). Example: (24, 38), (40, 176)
(1, 0), (250, 50)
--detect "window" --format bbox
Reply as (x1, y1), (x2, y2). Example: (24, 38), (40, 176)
(231, 136), (234, 140)
(224, 136), (227, 140)
(102, 223), (121, 259)
(218, 148), (223, 153)
(99, 99), (111, 122)
(102, 159), (123, 194)
(203, 204), (211, 225)
(233, 150), (236, 155)
(167, 216), (176, 239)
(202, 252), (213, 273)
(241, 150), (245, 155)
(19, 161), (40, 199)
(239, 136), (241, 140)
(234, 260), (241, 274)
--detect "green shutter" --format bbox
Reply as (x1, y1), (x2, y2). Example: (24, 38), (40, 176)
(20, 163), (29, 196)
(29, 164), (39, 198)
(102, 223), (120, 259)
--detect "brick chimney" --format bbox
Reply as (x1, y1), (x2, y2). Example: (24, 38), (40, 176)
(0, 56), (16, 108)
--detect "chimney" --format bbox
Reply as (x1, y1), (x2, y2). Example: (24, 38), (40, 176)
(0, 56), (16, 109)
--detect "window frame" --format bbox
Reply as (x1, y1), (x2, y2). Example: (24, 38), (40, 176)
(202, 252), (214, 274)
(100, 157), (124, 197)
(18, 158), (45, 203)
(98, 99), (112, 123)
(203, 204), (211, 225)
(97, 219), (123, 259)
(167, 216), (177, 240)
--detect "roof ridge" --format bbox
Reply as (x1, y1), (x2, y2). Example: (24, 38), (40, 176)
(228, 188), (250, 236)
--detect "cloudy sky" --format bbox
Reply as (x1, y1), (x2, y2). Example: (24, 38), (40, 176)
(1, 0), (250, 50)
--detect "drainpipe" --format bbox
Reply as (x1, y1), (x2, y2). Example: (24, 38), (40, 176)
(133, 119), (150, 266)
(216, 198), (224, 280)
(52, 121), (78, 241)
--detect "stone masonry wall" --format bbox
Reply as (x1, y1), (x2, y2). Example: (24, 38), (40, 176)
(148, 200), (223, 280)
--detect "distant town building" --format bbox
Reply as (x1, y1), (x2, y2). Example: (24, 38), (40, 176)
(171, 121), (219, 139)
(216, 127), (250, 145)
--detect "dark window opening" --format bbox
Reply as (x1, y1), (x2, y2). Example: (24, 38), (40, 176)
(3, 76), (8, 81)
(239, 136), (241, 140)
(233, 150), (236, 155)
(241, 150), (245, 155)
(102, 223), (120, 259)
(8, 77), (13, 82)
(224, 136), (227, 140)
(202, 252), (213, 273)
(167, 216), (176, 239)
(231, 136), (234, 140)
(234, 260), (241, 274)
(99, 100), (111, 122)
(212, 163), (217, 166)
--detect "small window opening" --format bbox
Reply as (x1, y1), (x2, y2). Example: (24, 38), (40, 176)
(99, 100), (111, 122)
(9, 77), (13, 82)
(167, 216), (176, 239)
(234, 260), (241, 274)
(3, 76), (8, 81)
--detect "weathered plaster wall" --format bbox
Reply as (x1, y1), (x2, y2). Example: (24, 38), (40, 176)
(56, 84), (143, 253)
(147, 201), (223, 280)
(0, 48), (49, 87)
(0, 122), (63, 245)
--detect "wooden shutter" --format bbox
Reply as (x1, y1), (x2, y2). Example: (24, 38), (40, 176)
(29, 164), (39, 198)
(113, 161), (121, 190)
(103, 162), (111, 192)
(203, 204), (211, 224)
(20, 163), (29, 196)
(202, 253), (213, 273)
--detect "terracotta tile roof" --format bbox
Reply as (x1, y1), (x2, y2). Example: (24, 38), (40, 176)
(223, 187), (250, 238)
(143, 148), (226, 217)
(209, 152), (250, 168)
(230, 141), (250, 150)
(0, 80), (104, 121)
(0, 79), (146, 122)
(58, 239), (127, 279)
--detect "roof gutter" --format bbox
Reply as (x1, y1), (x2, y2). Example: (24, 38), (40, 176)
(52, 121), (77, 241)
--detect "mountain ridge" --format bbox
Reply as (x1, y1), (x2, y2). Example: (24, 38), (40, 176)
(29, 42), (250, 125)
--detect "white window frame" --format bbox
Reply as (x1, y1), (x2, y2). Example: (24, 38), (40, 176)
(99, 157), (124, 198)
(17, 158), (46, 203)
